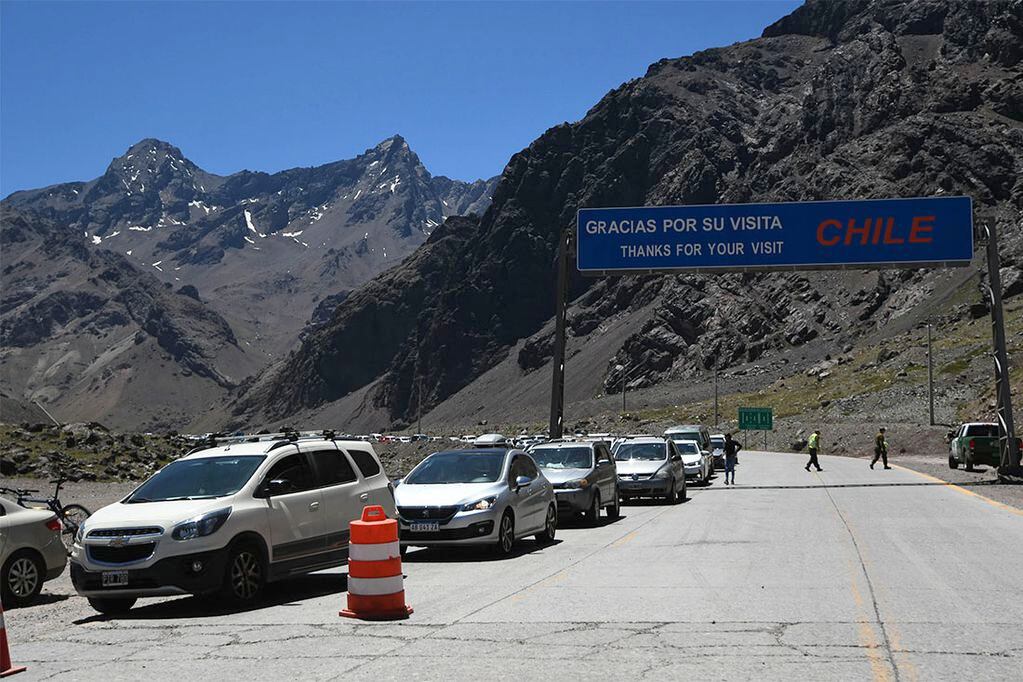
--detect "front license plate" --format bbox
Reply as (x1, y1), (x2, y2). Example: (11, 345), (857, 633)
(410, 522), (440, 532)
(102, 570), (129, 587)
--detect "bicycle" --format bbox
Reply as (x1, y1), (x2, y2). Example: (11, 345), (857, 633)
(0, 474), (92, 554)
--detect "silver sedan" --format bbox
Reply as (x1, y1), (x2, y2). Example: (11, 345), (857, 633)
(395, 448), (557, 555)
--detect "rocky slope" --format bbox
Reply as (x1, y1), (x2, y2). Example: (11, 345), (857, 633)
(2, 137), (497, 429)
(3, 136), (498, 362)
(232, 0), (1022, 433)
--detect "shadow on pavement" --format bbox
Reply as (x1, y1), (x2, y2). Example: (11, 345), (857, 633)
(695, 480), (1003, 491)
(73, 572), (347, 624)
(8, 592), (70, 610)
(402, 538), (563, 564)
(558, 514), (627, 530)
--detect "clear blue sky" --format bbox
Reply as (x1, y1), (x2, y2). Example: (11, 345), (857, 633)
(1, 1), (799, 196)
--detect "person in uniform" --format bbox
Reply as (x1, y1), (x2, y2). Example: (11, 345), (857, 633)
(870, 427), (890, 469)
(805, 430), (822, 472)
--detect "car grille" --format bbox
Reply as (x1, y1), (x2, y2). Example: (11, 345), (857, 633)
(89, 543), (157, 564)
(397, 506), (460, 523)
(88, 527), (163, 538)
(619, 474), (651, 481)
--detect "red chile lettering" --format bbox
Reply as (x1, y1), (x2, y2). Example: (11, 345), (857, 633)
(817, 219), (841, 246)
(909, 215), (934, 243)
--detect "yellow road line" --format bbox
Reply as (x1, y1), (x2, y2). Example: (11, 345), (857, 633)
(892, 464), (1023, 517)
(611, 530), (638, 547)
(849, 569), (891, 682)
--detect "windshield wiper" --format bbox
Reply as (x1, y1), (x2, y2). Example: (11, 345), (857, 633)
(126, 496), (152, 503)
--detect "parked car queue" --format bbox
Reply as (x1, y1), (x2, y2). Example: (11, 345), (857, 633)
(51, 425), (718, 615)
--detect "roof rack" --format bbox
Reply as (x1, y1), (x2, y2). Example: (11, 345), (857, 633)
(184, 429), (344, 454)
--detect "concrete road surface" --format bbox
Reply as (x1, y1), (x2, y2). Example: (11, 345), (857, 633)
(8, 451), (1023, 680)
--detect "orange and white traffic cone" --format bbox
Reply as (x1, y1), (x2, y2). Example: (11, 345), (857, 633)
(0, 599), (26, 677)
(340, 505), (413, 621)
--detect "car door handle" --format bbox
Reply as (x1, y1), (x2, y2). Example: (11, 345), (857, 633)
(309, 501), (320, 511)
(359, 493), (369, 502)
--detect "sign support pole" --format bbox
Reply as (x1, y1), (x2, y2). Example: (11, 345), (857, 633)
(982, 218), (1021, 478)
(927, 322), (935, 426)
(549, 229), (570, 440)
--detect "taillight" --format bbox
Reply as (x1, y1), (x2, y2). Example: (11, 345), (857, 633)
(45, 518), (61, 533)
(968, 439), (975, 450)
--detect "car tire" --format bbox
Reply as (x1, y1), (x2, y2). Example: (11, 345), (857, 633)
(964, 453), (974, 472)
(1, 550), (43, 608)
(607, 487), (621, 520)
(665, 479), (679, 505)
(535, 505), (557, 544)
(494, 511), (515, 556)
(587, 490), (601, 527)
(949, 453), (958, 469)
(680, 476), (688, 502)
(87, 596), (137, 615)
(221, 541), (266, 605)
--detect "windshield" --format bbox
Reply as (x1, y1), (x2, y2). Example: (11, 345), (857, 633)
(710, 438), (725, 449)
(675, 442), (700, 454)
(125, 456), (265, 503)
(668, 432), (701, 445)
(964, 424), (998, 438)
(404, 451), (506, 484)
(614, 443), (667, 461)
(531, 446), (593, 469)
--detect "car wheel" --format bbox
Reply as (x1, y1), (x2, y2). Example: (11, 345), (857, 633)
(494, 511), (515, 556)
(1, 550), (43, 608)
(535, 505), (557, 544)
(665, 479), (679, 505)
(965, 453), (974, 472)
(607, 487), (621, 520)
(222, 542), (265, 605)
(680, 476), (688, 502)
(948, 453), (958, 469)
(87, 596), (137, 615)
(587, 490), (601, 527)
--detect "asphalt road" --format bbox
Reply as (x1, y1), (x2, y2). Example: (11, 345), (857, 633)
(7, 452), (1023, 680)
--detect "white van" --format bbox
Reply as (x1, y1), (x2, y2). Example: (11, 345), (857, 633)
(70, 434), (394, 614)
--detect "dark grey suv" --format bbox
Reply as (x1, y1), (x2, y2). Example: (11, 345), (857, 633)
(528, 441), (619, 525)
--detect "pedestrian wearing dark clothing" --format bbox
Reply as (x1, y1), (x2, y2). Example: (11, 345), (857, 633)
(723, 433), (741, 485)
(805, 430), (822, 472)
(870, 427), (891, 469)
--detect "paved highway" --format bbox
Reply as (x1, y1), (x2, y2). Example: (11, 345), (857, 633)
(9, 452), (1023, 680)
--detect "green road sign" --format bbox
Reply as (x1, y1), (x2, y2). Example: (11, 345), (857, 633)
(739, 407), (773, 431)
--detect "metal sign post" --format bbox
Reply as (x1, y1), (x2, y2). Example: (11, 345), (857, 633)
(549, 230), (571, 439)
(981, 218), (1021, 478)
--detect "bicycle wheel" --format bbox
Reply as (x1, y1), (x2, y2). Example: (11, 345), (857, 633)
(60, 504), (92, 552)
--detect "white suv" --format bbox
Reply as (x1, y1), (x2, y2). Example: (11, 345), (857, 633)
(70, 434), (394, 614)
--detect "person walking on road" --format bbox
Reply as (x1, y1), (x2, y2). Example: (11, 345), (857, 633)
(805, 430), (822, 472)
(870, 427), (891, 469)
(723, 432), (741, 485)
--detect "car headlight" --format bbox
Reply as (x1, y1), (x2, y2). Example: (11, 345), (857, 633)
(75, 522), (86, 544)
(562, 478), (589, 489)
(652, 467), (672, 479)
(172, 507), (231, 541)
(460, 496), (497, 512)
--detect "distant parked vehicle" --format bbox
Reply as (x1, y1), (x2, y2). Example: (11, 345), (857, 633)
(664, 425), (712, 453)
(948, 423), (1019, 470)
(0, 495), (67, 607)
(529, 440), (619, 525)
(613, 437), (686, 504)
(674, 439), (713, 485)
(709, 434), (726, 467)
(395, 447), (556, 555)
(0, 474), (91, 553)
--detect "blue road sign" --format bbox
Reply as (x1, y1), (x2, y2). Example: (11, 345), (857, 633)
(576, 196), (973, 274)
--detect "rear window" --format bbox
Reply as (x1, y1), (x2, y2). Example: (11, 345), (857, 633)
(964, 424), (998, 438)
(347, 449), (382, 477)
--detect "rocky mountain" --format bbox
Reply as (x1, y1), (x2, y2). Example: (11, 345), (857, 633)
(2, 137), (497, 429)
(231, 0), (1022, 432)
(3, 136), (498, 361)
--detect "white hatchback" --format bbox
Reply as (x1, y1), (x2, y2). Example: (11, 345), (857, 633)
(70, 435), (394, 614)
(0, 496), (67, 607)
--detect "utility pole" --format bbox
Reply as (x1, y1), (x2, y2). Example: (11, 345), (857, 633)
(714, 369), (719, 428)
(982, 217), (1021, 478)
(927, 322), (935, 426)
(549, 229), (571, 440)
(621, 369), (627, 414)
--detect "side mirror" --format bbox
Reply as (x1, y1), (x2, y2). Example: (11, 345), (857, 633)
(671, 454), (682, 462)
(514, 475), (531, 490)
(267, 478), (292, 497)
(597, 458), (611, 466)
